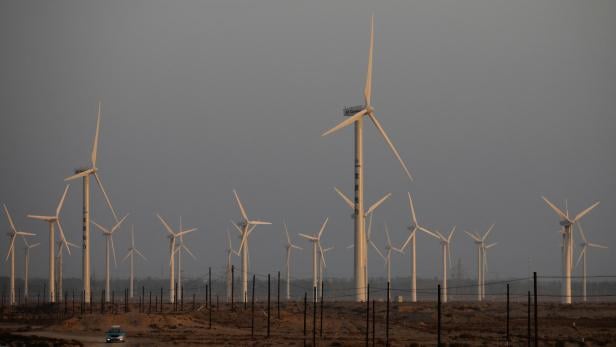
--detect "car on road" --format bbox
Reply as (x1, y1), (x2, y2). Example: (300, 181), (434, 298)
(105, 325), (126, 343)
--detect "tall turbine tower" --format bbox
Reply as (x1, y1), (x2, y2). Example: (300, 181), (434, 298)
(425, 227), (456, 303)
(299, 218), (329, 297)
(226, 230), (239, 301)
(27, 184), (71, 303)
(542, 196), (599, 304)
(122, 226), (147, 299)
(322, 16), (413, 302)
(91, 215), (128, 302)
(575, 222), (607, 302)
(231, 190), (271, 304)
(157, 214), (197, 304)
(65, 102), (120, 303)
(464, 224), (495, 301)
(400, 192), (439, 302)
(3, 205), (35, 305)
(283, 222), (302, 300)
(22, 239), (40, 300)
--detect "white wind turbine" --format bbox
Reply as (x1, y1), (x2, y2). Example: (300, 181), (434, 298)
(226, 229), (239, 302)
(400, 192), (439, 302)
(56, 239), (79, 303)
(299, 218), (329, 295)
(231, 190), (271, 304)
(381, 224), (403, 292)
(65, 102), (120, 303)
(157, 214), (197, 304)
(27, 184), (71, 303)
(322, 16), (413, 302)
(283, 222), (302, 301)
(336, 188), (390, 288)
(425, 226), (456, 303)
(464, 224), (495, 301)
(22, 239), (40, 300)
(318, 245), (334, 298)
(575, 222), (607, 303)
(122, 226), (147, 299)
(175, 219), (197, 300)
(3, 205), (36, 305)
(91, 215), (128, 302)
(542, 196), (599, 304)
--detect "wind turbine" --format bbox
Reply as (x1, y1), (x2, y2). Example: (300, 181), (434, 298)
(322, 16), (413, 302)
(231, 190), (271, 304)
(56, 239), (79, 303)
(283, 222), (302, 301)
(299, 218), (329, 297)
(157, 213), (197, 304)
(91, 215), (128, 302)
(464, 224), (495, 301)
(226, 229), (239, 301)
(3, 205), (35, 305)
(122, 226), (147, 299)
(175, 218), (196, 301)
(382, 223), (403, 294)
(318, 245), (334, 298)
(336, 188), (389, 289)
(425, 226), (456, 303)
(400, 192), (439, 302)
(27, 184), (71, 303)
(542, 196), (599, 304)
(575, 222), (607, 302)
(22, 239), (40, 300)
(64, 102), (120, 303)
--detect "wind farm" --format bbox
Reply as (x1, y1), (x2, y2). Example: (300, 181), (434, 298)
(0, 1), (615, 345)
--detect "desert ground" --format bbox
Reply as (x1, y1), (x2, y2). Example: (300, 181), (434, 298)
(0, 299), (615, 346)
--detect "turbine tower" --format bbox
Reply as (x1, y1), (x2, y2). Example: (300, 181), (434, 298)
(56, 239), (78, 303)
(122, 226), (147, 299)
(65, 102), (120, 303)
(27, 184), (71, 303)
(299, 218), (329, 297)
(3, 205), (35, 305)
(575, 222), (607, 302)
(283, 222), (302, 301)
(175, 226), (196, 301)
(322, 16), (413, 302)
(425, 227), (456, 303)
(382, 223), (403, 294)
(91, 215), (128, 302)
(226, 229), (239, 301)
(400, 192), (439, 302)
(336, 188), (389, 289)
(157, 214), (197, 304)
(231, 190), (271, 304)
(319, 245), (334, 298)
(542, 196), (599, 304)
(22, 239), (40, 300)
(464, 224), (495, 301)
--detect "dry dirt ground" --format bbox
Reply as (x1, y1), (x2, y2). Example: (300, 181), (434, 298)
(0, 301), (615, 346)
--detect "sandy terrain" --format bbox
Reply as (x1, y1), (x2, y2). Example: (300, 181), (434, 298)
(1, 301), (615, 346)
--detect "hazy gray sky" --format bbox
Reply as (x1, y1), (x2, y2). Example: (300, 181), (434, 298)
(1, 0), (614, 282)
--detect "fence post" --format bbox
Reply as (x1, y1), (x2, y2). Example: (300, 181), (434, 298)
(208, 267), (212, 309)
(89, 291), (92, 314)
(149, 291), (151, 314)
(101, 289), (105, 314)
(372, 299), (376, 347)
(181, 286), (184, 311)
(251, 274), (255, 338)
(533, 272), (538, 347)
(366, 283), (370, 347)
(437, 284), (441, 347)
(320, 280), (324, 337)
(231, 265), (235, 310)
(277, 271), (280, 320)
(160, 288), (163, 312)
(205, 284), (209, 309)
(64, 292), (68, 315)
(527, 290), (531, 347)
(268, 274), (271, 338)
(193, 293), (195, 311)
(303, 292), (307, 346)
(386, 282), (390, 346)
(506, 283), (510, 343)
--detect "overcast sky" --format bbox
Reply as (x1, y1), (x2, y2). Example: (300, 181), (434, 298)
(1, 0), (614, 283)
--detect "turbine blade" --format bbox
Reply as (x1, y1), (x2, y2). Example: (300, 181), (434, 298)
(367, 213), (374, 239)
(419, 226), (440, 240)
(94, 173), (119, 223)
(485, 242), (498, 249)
(122, 251), (132, 263)
(5, 236), (16, 262)
(291, 244), (303, 250)
(15, 231), (35, 237)
(400, 227), (416, 251)
(248, 220), (271, 225)
(319, 244), (326, 267)
(574, 201), (600, 222)
(110, 234), (117, 267)
(334, 187), (354, 210)
(542, 196), (571, 222)
(284, 221), (291, 244)
(407, 192), (418, 226)
(64, 169), (92, 181)
(56, 184), (70, 217)
(465, 230), (481, 242)
(176, 228), (197, 237)
(364, 15), (374, 106)
(392, 246), (404, 254)
(321, 109), (367, 137)
(3, 204), (16, 232)
(91, 101), (101, 167)
(370, 240), (385, 261)
(365, 193), (391, 216)
(299, 233), (317, 241)
(575, 247), (585, 269)
(182, 244), (197, 260)
(347, 244), (355, 249)
(30, 243), (41, 249)
(111, 214), (129, 233)
(577, 221), (588, 243)
(318, 218), (329, 239)
(134, 248), (147, 261)
(384, 224), (391, 246)
(157, 214), (176, 236)
(91, 220), (110, 234)
(588, 243), (608, 249)
(26, 215), (55, 221)
(56, 219), (71, 255)
(448, 226), (457, 242)
(368, 112), (413, 181)
(230, 220), (243, 234)
(233, 190), (248, 221)
(482, 224), (495, 241)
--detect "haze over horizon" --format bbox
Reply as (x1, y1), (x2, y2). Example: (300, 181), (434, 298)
(1, 0), (614, 283)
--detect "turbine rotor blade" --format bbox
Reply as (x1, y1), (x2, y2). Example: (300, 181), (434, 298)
(56, 185), (70, 217)
(110, 234), (117, 268)
(56, 219), (71, 255)
(176, 228), (197, 237)
(407, 192), (418, 225)
(233, 190), (249, 221)
(588, 243), (608, 249)
(542, 196), (571, 223)
(482, 224), (495, 241)
(574, 201), (600, 222)
(364, 15), (374, 106)
(91, 101), (101, 167)
(157, 214), (176, 236)
(321, 109), (367, 137)
(3, 205), (16, 232)
(575, 247), (585, 269)
(370, 240), (385, 261)
(334, 187), (354, 209)
(318, 218), (329, 239)
(400, 227), (417, 251)
(368, 112), (413, 181)
(111, 214), (129, 233)
(299, 233), (317, 241)
(94, 173), (119, 223)
(465, 230), (481, 242)
(419, 226), (440, 240)
(64, 168), (93, 181)
(365, 193), (391, 216)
